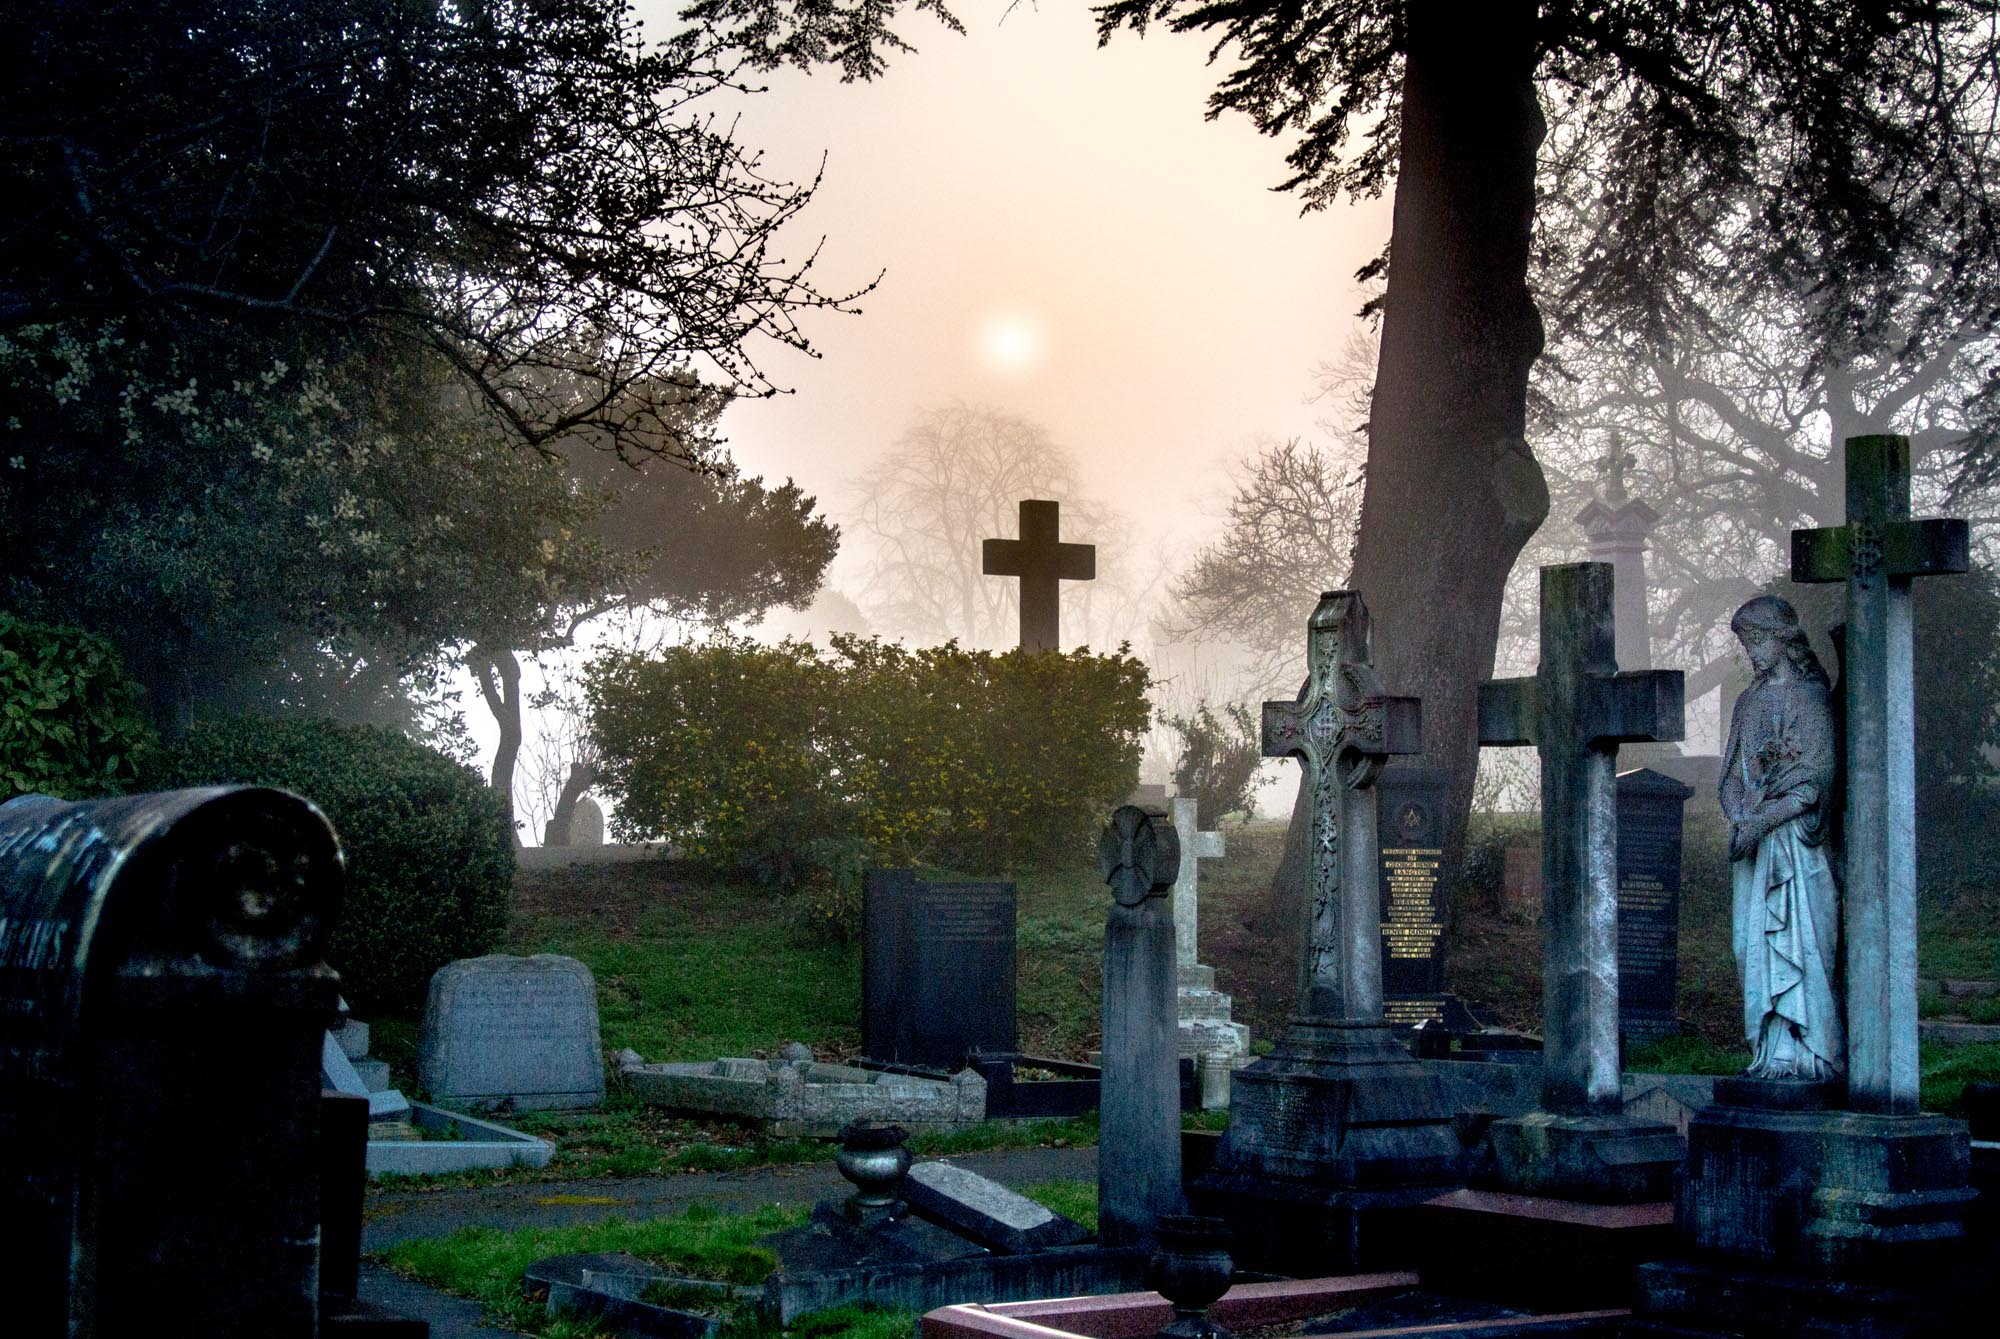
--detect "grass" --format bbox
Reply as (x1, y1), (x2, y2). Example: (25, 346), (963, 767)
(1020, 1179), (1099, 1234)
(381, 1201), (808, 1335)
(1624, 1035), (2000, 1116)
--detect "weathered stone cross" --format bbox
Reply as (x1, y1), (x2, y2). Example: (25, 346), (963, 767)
(981, 499), (1096, 653)
(1168, 797), (1225, 967)
(1478, 563), (1684, 1115)
(1793, 434), (1969, 1115)
(1262, 591), (1420, 1021)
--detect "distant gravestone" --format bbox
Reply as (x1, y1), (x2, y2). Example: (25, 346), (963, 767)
(1376, 765), (1450, 1026)
(862, 870), (1017, 1070)
(1615, 767), (1692, 1041)
(571, 795), (605, 846)
(418, 954), (605, 1111)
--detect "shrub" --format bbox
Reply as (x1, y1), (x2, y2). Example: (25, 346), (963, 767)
(586, 635), (1152, 899)
(147, 716), (512, 1012)
(1164, 700), (1261, 828)
(0, 614), (156, 801)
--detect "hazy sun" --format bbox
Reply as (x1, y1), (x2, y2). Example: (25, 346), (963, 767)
(976, 312), (1045, 374)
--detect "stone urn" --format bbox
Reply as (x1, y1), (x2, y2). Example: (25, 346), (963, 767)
(1146, 1214), (1235, 1339)
(834, 1121), (911, 1222)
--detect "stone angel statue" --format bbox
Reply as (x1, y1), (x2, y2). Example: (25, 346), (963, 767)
(1719, 595), (1844, 1081)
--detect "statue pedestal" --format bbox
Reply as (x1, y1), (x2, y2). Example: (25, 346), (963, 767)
(1630, 1079), (1978, 1337)
(1188, 1014), (1462, 1273)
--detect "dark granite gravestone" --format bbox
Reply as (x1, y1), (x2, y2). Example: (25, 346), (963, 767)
(1375, 765), (1450, 1026)
(862, 869), (1017, 1070)
(0, 787), (356, 1338)
(1615, 767), (1692, 1042)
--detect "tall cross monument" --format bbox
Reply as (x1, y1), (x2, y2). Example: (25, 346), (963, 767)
(1792, 434), (1969, 1115)
(1194, 592), (1462, 1273)
(1479, 563), (1685, 1116)
(982, 500), (1096, 653)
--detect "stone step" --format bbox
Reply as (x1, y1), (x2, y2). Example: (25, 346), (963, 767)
(1178, 964), (1216, 991)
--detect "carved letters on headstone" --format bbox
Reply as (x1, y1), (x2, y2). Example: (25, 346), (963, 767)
(1375, 766), (1450, 1026)
(0, 788), (344, 1338)
(1792, 434), (1969, 1115)
(1615, 768), (1692, 1041)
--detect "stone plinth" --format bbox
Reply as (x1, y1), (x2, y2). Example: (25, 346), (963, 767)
(622, 1054), (985, 1137)
(1483, 1110), (1682, 1204)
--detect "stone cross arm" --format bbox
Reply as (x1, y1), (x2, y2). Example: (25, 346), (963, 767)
(1261, 692), (1422, 767)
(1477, 670), (1684, 748)
(1792, 517), (1969, 584)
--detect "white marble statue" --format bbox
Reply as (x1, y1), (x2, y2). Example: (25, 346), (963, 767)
(1720, 595), (1844, 1080)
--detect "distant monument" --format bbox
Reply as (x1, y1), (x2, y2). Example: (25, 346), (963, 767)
(981, 499), (1095, 652)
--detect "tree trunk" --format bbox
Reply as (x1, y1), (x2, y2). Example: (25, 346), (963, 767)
(543, 759), (595, 846)
(471, 643), (525, 848)
(1271, 1), (1550, 995)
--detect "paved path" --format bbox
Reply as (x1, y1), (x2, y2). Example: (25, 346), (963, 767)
(359, 1145), (1100, 1334)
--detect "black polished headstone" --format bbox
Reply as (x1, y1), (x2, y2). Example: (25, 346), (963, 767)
(1615, 768), (1691, 1041)
(0, 787), (345, 1338)
(862, 869), (1017, 1071)
(1376, 766), (1450, 1026)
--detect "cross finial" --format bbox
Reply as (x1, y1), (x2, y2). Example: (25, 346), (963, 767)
(1596, 430), (1636, 506)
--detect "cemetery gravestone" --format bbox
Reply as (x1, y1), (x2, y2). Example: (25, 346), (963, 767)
(1195, 592), (1462, 1273)
(1477, 562), (1685, 1202)
(862, 869), (1017, 1070)
(1167, 798), (1249, 1097)
(1374, 765), (1451, 1026)
(981, 498), (1096, 653)
(1614, 768), (1692, 1042)
(0, 787), (345, 1338)
(418, 954), (605, 1111)
(1097, 804), (1185, 1250)
(571, 794), (606, 846)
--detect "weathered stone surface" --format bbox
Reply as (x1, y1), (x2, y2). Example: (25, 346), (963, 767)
(861, 870), (1016, 1070)
(1478, 563), (1685, 1119)
(1096, 804), (1184, 1250)
(1615, 767), (1692, 1042)
(903, 1161), (1090, 1254)
(1483, 1110), (1682, 1204)
(365, 1101), (554, 1178)
(622, 1055), (984, 1137)
(1792, 434), (1970, 1115)
(418, 954), (605, 1112)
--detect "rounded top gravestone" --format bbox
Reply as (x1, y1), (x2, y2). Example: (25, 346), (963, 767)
(1099, 804), (1179, 906)
(418, 953), (605, 1111)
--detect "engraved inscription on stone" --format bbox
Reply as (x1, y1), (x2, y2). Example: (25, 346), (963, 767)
(418, 954), (606, 1111)
(1381, 849), (1444, 961)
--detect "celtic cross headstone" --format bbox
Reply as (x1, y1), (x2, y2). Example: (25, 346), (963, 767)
(1261, 590), (1420, 1019)
(981, 499), (1096, 653)
(1792, 434), (1969, 1115)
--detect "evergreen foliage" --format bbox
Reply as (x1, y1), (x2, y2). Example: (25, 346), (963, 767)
(0, 615), (155, 801)
(149, 716), (513, 1012)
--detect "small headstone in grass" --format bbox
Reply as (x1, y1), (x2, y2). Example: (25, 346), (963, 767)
(903, 1161), (1091, 1254)
(418, 954), (605, 1112)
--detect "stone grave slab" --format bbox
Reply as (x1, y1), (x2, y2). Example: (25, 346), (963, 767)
(619, 1050), (985, 1137)
(903, 1161), (1090, 1254)
(1375, 764), (1451, 1026)
(417, 954), (605, 1112)
(862, 870), (1016, 1070)
(1614, 767), (1691, 1041)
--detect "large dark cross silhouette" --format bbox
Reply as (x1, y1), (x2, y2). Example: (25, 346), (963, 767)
(1793, 434), (1968, 1115)
(981, 500), (1095, 653)
(1262, 591), (1421, 1021)
(1478, 563), (1684, 1115)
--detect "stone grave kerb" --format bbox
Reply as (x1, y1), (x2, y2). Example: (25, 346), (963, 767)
(1262, 590), (1421, 1020)
(981, 499), (1096, 653)
(1792, 433), (1969, 1116)
(1167, 797), (1224, 967)
(1479, 563), (1685, 1118)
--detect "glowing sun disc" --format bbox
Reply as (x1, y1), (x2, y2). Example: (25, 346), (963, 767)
(978, 313), (1045, 373)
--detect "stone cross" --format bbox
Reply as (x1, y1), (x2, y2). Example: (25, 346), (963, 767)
(981, 499), (1096, 653)
(1096, 805), (1183, 1250)
(1478, 563), (1684, 1115)
(1262, 591), (1420, 1021)
(1792, 434), (1968, 1115)
(1168, 797), (1225, 967)
(1576, 432), (1660, 672)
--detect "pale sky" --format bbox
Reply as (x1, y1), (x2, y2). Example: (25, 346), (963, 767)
(648, 2), (1392, 589)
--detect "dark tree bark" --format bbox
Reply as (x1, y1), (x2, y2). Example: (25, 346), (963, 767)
(543, 760), (596, 846)
(470, 644), (525, 849)
(1271, 1), (1550, 980)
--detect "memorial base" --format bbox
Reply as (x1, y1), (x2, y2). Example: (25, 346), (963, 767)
(1484, 1111), (1684, 1204)
(1411, 1188), (1673, 1312)
(1672, 1081), (1975, 1279)
(1188, 1014), (1464, 1274)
